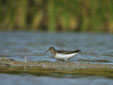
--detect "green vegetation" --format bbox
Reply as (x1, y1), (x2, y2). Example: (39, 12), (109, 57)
(0, 0), (113, 32)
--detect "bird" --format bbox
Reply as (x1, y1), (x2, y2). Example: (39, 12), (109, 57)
(44, 47), (80, 61)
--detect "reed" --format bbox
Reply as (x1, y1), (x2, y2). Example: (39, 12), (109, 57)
(0, 0), (113, 33)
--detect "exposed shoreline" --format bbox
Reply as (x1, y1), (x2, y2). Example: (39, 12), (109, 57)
(0, 57), (113, 68)
(0, 57), (113, 76)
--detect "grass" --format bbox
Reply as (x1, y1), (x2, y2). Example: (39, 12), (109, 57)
(0, 0), (113, 33)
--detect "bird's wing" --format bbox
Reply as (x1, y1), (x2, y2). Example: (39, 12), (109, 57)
(57, 50), (80, 54)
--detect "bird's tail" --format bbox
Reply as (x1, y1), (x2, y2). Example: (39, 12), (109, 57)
(75, 50), (80, 52)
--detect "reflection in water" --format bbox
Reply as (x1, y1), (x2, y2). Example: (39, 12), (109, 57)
(0, 74), (113, 85)
(0, 32), (113, 84)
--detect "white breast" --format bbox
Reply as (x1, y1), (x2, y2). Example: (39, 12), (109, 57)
(55, 53), (78, 60)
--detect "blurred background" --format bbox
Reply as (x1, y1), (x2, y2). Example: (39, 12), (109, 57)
(1, 1), (113, 85)
(0, 0), (113, 33)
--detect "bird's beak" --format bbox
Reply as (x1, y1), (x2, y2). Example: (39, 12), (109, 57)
(44, 50), (49, 54)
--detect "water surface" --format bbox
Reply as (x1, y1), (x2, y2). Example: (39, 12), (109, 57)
(0, 32), (113, 85)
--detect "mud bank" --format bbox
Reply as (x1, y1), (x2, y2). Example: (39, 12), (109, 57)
(0, 57), (113, 76)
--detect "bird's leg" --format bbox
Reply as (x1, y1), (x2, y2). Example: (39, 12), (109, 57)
(64, 58), (69, 62)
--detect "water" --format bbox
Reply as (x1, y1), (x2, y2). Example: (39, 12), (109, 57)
(0, 74), (113, 85)
(0, 32), (113, 85)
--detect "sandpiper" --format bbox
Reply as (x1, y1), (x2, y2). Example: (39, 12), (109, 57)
(45, 47), (80, 61)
